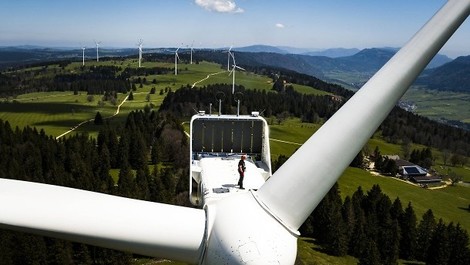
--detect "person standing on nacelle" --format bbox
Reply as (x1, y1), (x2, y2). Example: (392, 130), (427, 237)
(238, 155), (246, 189)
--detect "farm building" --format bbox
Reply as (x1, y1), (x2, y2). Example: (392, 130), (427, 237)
(394, 158), (442, 184)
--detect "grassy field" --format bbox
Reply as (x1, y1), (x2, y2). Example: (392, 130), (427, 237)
(403, 87), (470, 124)
(2, 58), (470, 265)
(338, 167), (470, 232)
(0, 91), (127, 136)
(0, 59), (333, 138)
(265, 116), (470, 230)
(266, 118), (470, 232)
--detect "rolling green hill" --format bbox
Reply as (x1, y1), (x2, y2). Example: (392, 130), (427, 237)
(0, 55), (469, 265)
(417, 55), (470, 93)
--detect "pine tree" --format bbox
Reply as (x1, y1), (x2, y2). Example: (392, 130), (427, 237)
(416, 209), (436, 261)
(299, 214), (315, 237)
(129, 131), (147, 170)
(350, 150), (364, 168)
(46, 239), (74, 265)
(359, 239), (381, 265)
(117, 133), (130, 166)
(372, 146), (381, 161)
(97, 144), (114, 193)
(73, 243), (92, 265)
(94, 111), (104, 125)
(341, 196), (355, 244)
(399, 202), (417, 260)
(312, 183), (348, 256)
(149, 165), (165, 203)
(349, 186), (367, 256)
(151, 141), (159, 164)
(348, 208), (367, 257)
(376, 196), (399, 265)
(117, 160), (135, 198)
(447, 223), (470, 265)
(108, 128), (120, 168)
(426, 219), (450, 265)
(15, 233), (48, 265)
(135, 167), (150, 200)
(390, 197), (404, 221)
(0, 230), (14, 265)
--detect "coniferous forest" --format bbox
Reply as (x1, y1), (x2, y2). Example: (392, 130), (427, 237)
(1, 56), (470, 264)
(299, 183), (470, 265)
(0, 110), (190, 264)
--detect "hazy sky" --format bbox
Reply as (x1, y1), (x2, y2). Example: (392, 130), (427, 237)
(1, 0), (469, 57)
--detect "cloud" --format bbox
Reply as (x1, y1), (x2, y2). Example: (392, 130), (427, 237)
(275, 23), (285, 29)
(195, 0), (244, 13)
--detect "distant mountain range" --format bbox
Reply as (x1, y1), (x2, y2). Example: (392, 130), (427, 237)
(416, 55), (470, 92)
(1, 45), (468, 93)
(229, 47), (453, 90)
(233, 45), (360, 58)
(0, 46), (137, 68)
(302, 48), (360, 58)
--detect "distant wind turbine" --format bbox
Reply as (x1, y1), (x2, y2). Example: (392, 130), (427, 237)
(174, 46), (181, 75)
(81, 46), (86, 66)
(190, 41), (194, 64)
(94, 40), (101, 62)
(227, 46), (233, 71)
(229, 51), (245, 94)
(137, 39), (143, 68)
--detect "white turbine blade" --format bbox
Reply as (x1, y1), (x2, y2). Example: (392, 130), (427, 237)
(234, 65), (245, 71)
(0, 179), (205, 263)
(230, 51), (236, 65)
(257, 0), (470, 231)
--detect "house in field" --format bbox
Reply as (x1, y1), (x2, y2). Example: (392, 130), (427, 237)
(393, 158), (442, 184)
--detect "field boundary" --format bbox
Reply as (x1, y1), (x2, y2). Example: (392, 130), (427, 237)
(55, 94), (130, 139)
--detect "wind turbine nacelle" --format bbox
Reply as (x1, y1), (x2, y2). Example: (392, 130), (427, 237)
(201, 192), (298, 264)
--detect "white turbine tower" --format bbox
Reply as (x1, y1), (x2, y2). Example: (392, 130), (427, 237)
(137, 39), (143, 68)
(190, 41), (194, 64)
(94, 40), (101, 62)
(229, 51), (245, 94)
(1, 1), (469, 264)
(81, 46), (86, 66)
(227, 46), (233, 71)
(174, 46), (181, 75)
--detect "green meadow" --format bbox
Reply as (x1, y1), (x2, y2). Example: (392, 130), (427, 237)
(1, 58), (469, 265)
(0, 60), (330, 138)
(0, 91), (127, 137)
(339, 167), (470, 232)
(267, 118), (470, 232)
(403, 87), (470, 124)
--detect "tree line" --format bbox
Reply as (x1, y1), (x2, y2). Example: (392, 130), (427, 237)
(299, 183), (470, 265)
(160, 81), (470, 160)
(0, 109), (191, 264)
(381, 106), (470, 156)
(159, 84), (343, 123)
(0, 62), (177, 98)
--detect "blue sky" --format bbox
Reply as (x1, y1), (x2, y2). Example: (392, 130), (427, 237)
(1, 0), (469, 57)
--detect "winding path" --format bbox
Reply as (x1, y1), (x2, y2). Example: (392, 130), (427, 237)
(55, 94), (130, 140)
(191, 71), (226, 88)
(269, 138), (302, 146)
(56, 68), (226, 140)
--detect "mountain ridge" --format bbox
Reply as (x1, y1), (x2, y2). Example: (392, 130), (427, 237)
(0, 45), (465, 92)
